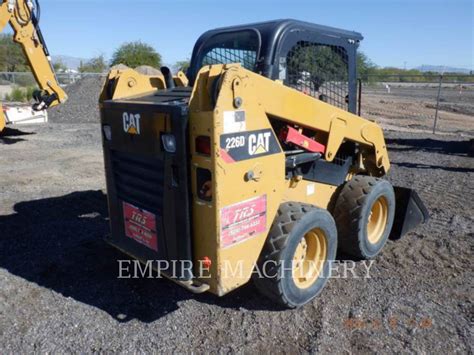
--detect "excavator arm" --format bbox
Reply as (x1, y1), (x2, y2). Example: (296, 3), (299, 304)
(0, 0), (67, 131)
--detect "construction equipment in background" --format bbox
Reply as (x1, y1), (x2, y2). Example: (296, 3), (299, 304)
(100, 20), (428, 308)
(0, 0), (67, 132)
(3, 104), (47, 125)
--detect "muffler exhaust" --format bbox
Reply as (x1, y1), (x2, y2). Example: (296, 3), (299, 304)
(160, 66), (175, 89)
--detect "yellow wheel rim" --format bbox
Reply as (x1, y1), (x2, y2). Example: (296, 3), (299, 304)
(292, 228), (327, 289)
(367, 196), (389, 244)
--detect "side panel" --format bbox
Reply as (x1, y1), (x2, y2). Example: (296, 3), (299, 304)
(189, 70), (287, 295)
(283, 180), (338, 210)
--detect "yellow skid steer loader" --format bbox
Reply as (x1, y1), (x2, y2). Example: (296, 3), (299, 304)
(100, 19), (428, 308)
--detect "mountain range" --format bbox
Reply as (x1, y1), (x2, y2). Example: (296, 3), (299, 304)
(51, 55), (88, 70)
(414, 65), (472, 74)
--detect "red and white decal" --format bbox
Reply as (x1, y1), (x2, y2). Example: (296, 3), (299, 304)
(123, 202), (158, 252)
(220, 195), (267, 248)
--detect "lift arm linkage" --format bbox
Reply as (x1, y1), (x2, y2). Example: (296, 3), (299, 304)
(196, 64), (390, 174)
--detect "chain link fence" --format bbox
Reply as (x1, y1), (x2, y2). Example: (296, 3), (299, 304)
(359, 74), (474, 135)
(0, 71), (105, 87)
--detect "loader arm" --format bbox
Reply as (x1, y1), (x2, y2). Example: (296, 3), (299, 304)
(0, 0), (67, 130)
(194, 64), (390, 174)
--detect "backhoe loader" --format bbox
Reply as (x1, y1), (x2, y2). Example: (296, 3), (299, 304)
(101, 19), (428, 308)
(0, 0), (66, 132)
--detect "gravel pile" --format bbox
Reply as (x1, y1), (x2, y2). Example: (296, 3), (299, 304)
(135, 65), (163, 76)
(48, 66), (164, 124)
(49, 76), (105, 123)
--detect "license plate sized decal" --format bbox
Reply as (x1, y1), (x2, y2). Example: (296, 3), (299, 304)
(220, 195), (267, 248)
(123, 202), (158, 252)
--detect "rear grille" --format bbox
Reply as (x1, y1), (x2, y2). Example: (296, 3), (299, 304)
(111, 150), (164, 212)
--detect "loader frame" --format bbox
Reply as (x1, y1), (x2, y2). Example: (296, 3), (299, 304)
(99, 19), (427, 299)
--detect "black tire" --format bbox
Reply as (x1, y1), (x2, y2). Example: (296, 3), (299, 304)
(333, 175), (395, 259)
(253, 202), (337, 308)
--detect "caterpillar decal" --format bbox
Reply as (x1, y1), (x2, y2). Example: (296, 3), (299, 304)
(220, 129), (281, 163)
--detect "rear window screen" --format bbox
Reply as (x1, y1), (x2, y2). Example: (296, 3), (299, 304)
(198, 30), (260, 71)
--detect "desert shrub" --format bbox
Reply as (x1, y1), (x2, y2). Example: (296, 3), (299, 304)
(10, 87), (26, 102)
(14, 74), (36, 87)
(25, 86), (37, 101)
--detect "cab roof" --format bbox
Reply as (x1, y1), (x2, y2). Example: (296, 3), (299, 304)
(197, 19), (363, 43)
(188, 19), (363, 84)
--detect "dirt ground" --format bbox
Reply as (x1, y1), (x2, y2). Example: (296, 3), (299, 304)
(0, 121), (472, 353)
(362, 85), (474, 136)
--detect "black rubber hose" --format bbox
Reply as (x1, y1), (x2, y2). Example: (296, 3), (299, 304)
(35, 0), (41, 24)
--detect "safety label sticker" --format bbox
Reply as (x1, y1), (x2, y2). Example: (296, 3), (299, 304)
(220, 195), (267, 248)
(223, 110), (246, 134)
(123, 202), (158, 252)
(220, 129), (281, 163)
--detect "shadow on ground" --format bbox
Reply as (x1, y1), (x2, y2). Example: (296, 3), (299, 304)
(386, 137), (473, 157)
(0, 127), (35, 145)
(0, 191), (279, 323)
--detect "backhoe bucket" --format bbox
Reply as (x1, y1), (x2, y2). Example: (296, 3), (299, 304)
(390, 186), (429, 240)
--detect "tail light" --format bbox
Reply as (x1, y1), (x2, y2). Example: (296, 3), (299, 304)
(195, 136), (211, 156)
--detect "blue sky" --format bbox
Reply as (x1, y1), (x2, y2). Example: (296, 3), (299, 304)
(28, 0), (474, 69)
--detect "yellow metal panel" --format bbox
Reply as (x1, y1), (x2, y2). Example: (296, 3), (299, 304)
(283, 179), (338, 210)
(0, 103), (5, 133)
(0, 2), (12, 31)
(100, 68), (166, 102)
(189, 66), (287, 295)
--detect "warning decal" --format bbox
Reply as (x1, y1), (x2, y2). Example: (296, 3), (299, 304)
(220, 195), (267, 248)
(123, 202), (158, 252)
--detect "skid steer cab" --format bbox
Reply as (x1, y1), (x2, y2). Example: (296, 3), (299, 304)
(99, 19), (428, 308)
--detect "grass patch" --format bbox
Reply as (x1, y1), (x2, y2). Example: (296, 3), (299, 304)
(4, 86), (37, 102)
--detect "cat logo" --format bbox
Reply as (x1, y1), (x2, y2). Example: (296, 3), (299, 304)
(220, 129), (281, 163)
(123, 112), (141, 135)
(248, 131), (271, 155)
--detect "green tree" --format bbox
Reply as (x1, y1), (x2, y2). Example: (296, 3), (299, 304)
(174, 59), (190, 72)
(287, 44), (348, 90)
(357, 51), (377, 80)
(0, 34), (28, 72)
(53, 60), (67, 72)
(78, 55), (108, 73)
(111, 41), (162, 68)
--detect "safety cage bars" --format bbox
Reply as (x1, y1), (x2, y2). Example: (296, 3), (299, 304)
(283, 41), (349, 110)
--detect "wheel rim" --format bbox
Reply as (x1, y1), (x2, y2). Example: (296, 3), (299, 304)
(292, 228), (327, 289)
(367, 196), (389, 244)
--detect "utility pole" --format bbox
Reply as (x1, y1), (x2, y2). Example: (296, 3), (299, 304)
(433, 74), (443, 134)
